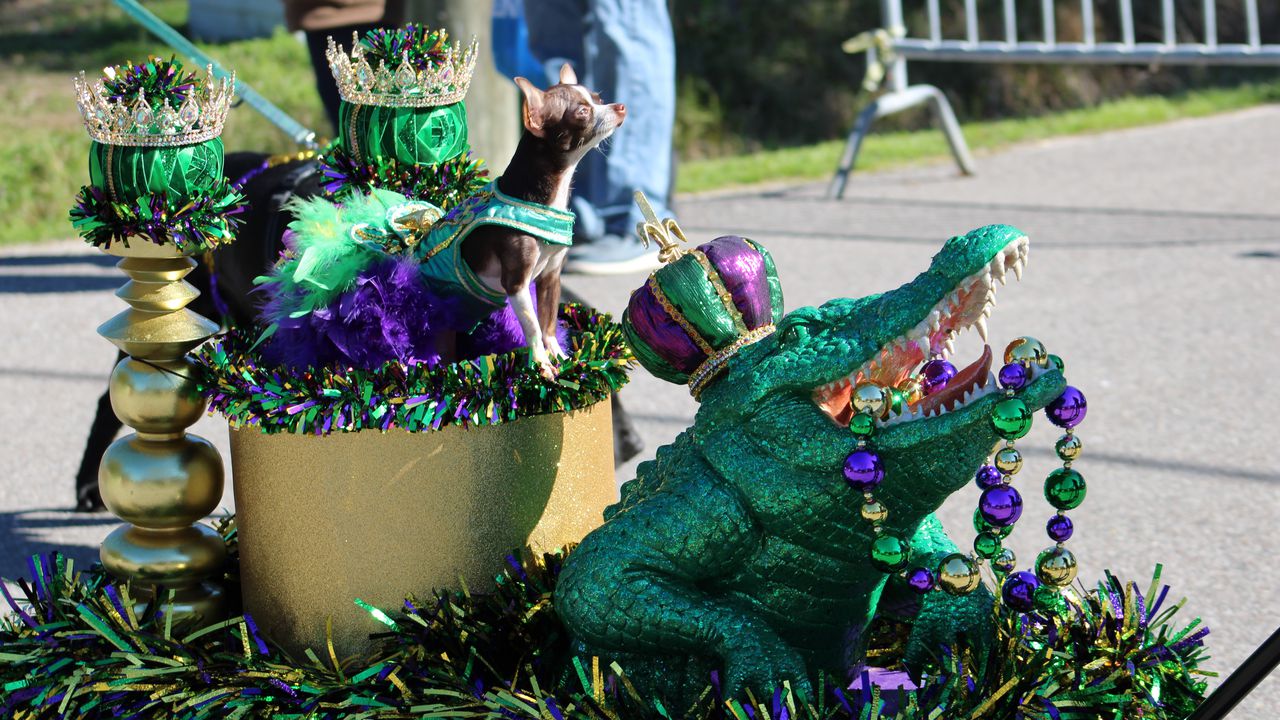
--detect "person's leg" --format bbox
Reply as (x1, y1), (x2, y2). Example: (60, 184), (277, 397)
(305, 9), (403, 135)
(522, 0), (588, 70)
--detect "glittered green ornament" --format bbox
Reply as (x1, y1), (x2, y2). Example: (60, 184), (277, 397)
(340, 100), (469, 167)
(991, 397), (1033, 440)
(1035, 545), (1078, 587)
(89, 137), (224, 204)
(1055, 433), (1083, 462)
(1044, 468), (1087, 510)
(848, 412), (876, 437)
(973, 531), (1002, 559)
(869, 533), (910, 572)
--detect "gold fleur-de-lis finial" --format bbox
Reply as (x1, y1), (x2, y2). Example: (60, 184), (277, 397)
(634, 191), (688, 264)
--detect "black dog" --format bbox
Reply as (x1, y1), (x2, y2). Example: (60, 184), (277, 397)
(74, 153), (643, 511)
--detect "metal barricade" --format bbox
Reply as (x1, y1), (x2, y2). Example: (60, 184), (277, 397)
(830, 0), (1280, 198)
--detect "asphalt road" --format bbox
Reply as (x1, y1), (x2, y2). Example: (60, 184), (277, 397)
(2, 106), (1277, 716)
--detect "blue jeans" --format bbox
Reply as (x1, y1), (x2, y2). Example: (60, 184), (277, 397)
(522, 0), (675, 241)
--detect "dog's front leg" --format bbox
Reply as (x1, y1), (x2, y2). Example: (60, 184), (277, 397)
(508, 286), (555, 377)
(535, 247), (568, 359)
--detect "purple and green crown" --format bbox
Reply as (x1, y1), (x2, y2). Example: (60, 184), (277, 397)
(622, 198), (783, 397)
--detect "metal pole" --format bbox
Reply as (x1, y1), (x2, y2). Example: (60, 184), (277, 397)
(1042, 0), (1056, 45)
(1245, 0), (1261, 49)
(112, 0), (318, 149)
(1186, 625), (1280, 720)
(1003, 0), (1017, 45)
(1163, 0), (1176, 45)
(1119, 0), (1134, 47)
(1081, 0), (1095, 46)
(1204, 0), (1218, 48)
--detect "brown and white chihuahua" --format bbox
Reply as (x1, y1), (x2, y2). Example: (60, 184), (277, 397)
(461, 64), (625, 375)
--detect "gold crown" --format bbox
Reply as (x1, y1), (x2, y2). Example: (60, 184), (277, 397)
(327, 32), (478, 108)
(74, 63), (234, 148)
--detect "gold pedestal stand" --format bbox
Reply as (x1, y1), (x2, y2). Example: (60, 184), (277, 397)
(96, 240), (228, 624)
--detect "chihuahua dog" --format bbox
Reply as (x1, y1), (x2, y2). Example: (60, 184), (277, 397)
(460, 64), (625, 374)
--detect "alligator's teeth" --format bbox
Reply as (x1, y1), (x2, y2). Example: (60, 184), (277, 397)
(974, 316), (989, 342)
(944, 336), (956, 355)
(989, 257), (1006, 283)
(1012, 257), (1024, 280)
(928, 310), (942, 332)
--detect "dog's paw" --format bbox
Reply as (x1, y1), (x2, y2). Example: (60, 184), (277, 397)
(532, 346), (559, 379)
(545, 336), (567, 359)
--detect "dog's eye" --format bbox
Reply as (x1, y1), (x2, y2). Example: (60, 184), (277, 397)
(575, 105), (591, 119)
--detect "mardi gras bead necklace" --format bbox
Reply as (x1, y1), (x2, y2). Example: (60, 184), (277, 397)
(842, 336), (1089, 612)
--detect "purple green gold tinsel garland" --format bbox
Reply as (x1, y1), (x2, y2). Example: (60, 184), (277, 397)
(0, 529), (1211, 720)
(101, 56), (199, 107)
(318, 145), (488, 208)
(194, 304), (632, 435)
(69, 179), (244, 254)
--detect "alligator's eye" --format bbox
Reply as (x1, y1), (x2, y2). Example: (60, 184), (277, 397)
(782, 322), (810, 343)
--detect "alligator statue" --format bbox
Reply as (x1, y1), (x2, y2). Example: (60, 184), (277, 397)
(553, 224), (1067, 702)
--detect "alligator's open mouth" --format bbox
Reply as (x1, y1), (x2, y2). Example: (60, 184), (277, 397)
(813, 236), (1029, 427)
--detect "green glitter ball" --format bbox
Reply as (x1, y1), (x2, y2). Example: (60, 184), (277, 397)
(973, 531), (1002, 559)
(869, 534), (910, 573)
(848, 412), (876, 437)
(991, 397), (1033, 440)
(973, 508), (1012, 539)
(1044, 468), (1087, 510)
(1034, 585), (1069, 615)
(340, 100), (469, 167)
(89, 138), (225, 204)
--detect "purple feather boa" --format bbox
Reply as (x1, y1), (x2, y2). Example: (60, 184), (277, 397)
(261, 258), (570, 371)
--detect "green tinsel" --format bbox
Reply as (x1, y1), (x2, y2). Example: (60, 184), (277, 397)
(69, 179), (243, 254)
(318, 145), (488, 207)
(0, 528), (1211, 720)
(193, 304), (633, 435)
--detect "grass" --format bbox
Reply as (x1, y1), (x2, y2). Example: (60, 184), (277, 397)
(1, 0), (1277, 245)
(675, 81), (1280, 194)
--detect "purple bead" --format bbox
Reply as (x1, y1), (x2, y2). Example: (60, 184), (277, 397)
(843, 450), (885, 492)
(998, 362), (1029, 391)
(1002, 571), (1040, 612)
(1046, 514), (1074, 542)
(906, 567), (936, 594)
(974, 465), (1004, 489)
(921, 359), (957, 394)
(1046, 386), (1088, 429)
(979, 485), (1024, 527)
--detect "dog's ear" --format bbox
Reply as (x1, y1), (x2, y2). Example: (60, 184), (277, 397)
(558, 63), (578, 86)
(514, 77), (546, 137)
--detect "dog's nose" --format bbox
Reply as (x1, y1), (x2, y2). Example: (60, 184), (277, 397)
(613, 103), (626, 124)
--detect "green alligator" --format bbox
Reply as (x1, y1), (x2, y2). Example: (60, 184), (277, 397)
(554, 225), (1067, 701)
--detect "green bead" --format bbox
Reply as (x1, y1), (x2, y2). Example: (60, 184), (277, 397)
(973, 531), (1002, 559)
(972, 508), (1013, 539)
(991, 398), (1033, 440)
(889, 388), (905, 416)
(1033, 585), (1068, 615)
(340, 100), (469, 166)
(860, 501), (889, 524)
(993, 548), (1017, 575)
(848, 412), (876, 437)
(1055, 433), (1082, 462)
(1035, 545), (1078, 587)
(89, 138), (225, 204)
(1044, 468), (1087, 510)
(936, 553), (981, 596)
(869, 534), (910, 573)
(1047, 354), (1065, 372)
(994, 446), (1023, 475)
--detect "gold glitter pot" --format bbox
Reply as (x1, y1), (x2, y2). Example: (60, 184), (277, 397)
(229, 400), (616, 657)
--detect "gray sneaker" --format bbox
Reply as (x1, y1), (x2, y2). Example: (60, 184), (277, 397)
(564, 234), (663, 275)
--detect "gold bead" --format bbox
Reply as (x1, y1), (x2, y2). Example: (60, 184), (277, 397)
(896, 375), (923, 405)
(1003, 336), (1048, 368)
(1056, 433), (1083, 462)
(1035, 545), (1079, 587)
(937, 553), (982, 595)
(851, 382), (891, 418)
(994, 446), (1023, 475)
(99, 434), (225, 529)
(861, 501), (889, 524)
(109, 356), (207, 433)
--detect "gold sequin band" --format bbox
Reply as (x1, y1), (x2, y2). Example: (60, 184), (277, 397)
(647, 276), (715, 356)
(689, 249), (748, 335)
(688, 324), (776, 399)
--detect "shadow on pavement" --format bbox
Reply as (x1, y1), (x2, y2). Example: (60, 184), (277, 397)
(0, 509), (114, 582)
(0, 274), (120, 293)
(0, 255), (116, 268)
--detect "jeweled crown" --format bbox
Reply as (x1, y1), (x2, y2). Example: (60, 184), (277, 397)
(623, 193), (783, 398)
(327, 26), (477, 108)
(74, 58), (234, 148)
